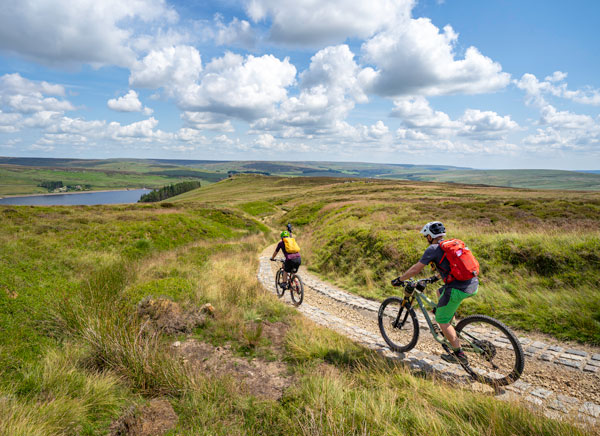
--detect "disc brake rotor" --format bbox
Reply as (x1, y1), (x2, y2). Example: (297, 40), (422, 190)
(474, 339), (497, 360)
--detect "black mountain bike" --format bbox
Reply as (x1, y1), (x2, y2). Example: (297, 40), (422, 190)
(272, 258), (304, 306)
(378, 276), (524, 386)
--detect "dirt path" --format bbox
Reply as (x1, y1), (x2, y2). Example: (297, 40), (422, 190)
(259, 245), (600, 429)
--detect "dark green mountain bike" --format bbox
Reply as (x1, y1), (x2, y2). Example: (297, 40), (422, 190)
(378, 276), (524, 386)
(272, 258), (304, 306)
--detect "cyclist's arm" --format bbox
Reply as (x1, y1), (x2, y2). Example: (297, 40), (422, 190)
(397, 262), (426, 281)
(270, 245), (281, 260)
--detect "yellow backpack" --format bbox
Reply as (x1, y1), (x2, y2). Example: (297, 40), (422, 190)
(282, 237), (300, 254)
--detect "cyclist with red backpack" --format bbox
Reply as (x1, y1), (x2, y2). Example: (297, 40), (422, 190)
(393, 221), (479, 365)
(270, 226), (301, 290)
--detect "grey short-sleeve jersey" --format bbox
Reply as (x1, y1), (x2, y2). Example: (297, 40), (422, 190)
(419, 243), (478, 294)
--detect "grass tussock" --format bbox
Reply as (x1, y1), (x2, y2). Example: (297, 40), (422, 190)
(0, 345), (127, 436)
(191, 247), (294, 353)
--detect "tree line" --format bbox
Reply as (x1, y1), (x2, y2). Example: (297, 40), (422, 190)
(138, 181), (202, 202)
(38, 181), (64, 190)
(38, 181), (91, 192)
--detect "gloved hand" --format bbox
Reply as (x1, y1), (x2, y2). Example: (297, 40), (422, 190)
(391, 277), (404, 287)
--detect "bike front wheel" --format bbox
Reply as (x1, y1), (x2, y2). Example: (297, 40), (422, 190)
(456, 315), (525, 387)
(275, 269), (285, 297)
(378, 297), (419, 352)
(289, 274), (304, 306)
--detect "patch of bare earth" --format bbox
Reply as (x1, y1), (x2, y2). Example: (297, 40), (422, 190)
(174, 338), (293, 401)
(136, 297), (214, 334)
(110, 399), (178, 436)
(261, 320), (289, 356)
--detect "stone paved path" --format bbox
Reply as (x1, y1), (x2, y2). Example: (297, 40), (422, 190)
(257, 252), (600, 430)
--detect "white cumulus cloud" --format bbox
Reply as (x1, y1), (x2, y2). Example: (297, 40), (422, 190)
(214, 16), (256, 48)
(391, 96), (458, 129)
(181, 111), (235, 132)
(130, 45), (203, 92)
(459, 109), (519, 139)
(245, 0), (412, 45)
(179, 52), (297, 120)
(108, 90), (145, 112)
(0, 73), (74, 114)
(516, 72), (600, 106)
(0, 0), (178, 68)
(362, 19), (510, 97)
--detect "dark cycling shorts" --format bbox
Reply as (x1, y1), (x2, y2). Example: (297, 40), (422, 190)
(284, 257), (301, 273)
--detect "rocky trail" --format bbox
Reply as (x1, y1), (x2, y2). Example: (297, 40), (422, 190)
(258, 246), (600, 430)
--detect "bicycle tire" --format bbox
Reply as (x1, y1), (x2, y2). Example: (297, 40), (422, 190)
(378, 297), (419, 352)
(275, 269), (285, 297)
(290, 274), (304, 306)
(455, 314), (525, 387)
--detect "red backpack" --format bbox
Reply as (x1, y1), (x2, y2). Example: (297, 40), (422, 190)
(438, 239), (480, 284)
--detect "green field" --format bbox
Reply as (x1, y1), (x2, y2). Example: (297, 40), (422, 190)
(0, 174), (589, 434)
(2, 157), (600, 195)
(0, 159), (228, 197)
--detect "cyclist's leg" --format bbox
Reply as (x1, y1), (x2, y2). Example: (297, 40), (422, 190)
(436, 288), (476, 349)
(282, 259), (293, 283)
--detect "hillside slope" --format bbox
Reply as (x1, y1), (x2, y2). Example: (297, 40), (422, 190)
(182, 175), (600, 344)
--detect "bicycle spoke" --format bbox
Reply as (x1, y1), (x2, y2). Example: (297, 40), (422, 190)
(456, 315), (524, 386)
(378, 297), (419, 352)
(290, 275), (304, 306)
(275, 269), (285, 297)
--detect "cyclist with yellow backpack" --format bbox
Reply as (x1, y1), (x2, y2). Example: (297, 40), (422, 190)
(270, 227), (301, 289)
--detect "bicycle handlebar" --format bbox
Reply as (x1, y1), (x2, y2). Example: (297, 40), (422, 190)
(271, 258), (285, 263)
(391, 276), (439, 289)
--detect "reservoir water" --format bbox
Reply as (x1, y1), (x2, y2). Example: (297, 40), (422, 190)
(0, 189), (152, 206)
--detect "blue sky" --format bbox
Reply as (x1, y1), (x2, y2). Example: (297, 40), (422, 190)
(0, 0), (598, 169)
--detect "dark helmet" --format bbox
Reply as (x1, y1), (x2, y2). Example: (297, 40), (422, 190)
(420, 221), (446, 239)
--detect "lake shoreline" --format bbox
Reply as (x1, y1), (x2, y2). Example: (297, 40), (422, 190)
(0, 188), (152, 206)
(0, 187), (150, 200)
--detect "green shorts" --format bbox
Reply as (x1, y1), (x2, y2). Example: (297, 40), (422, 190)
(435, 286), (478, 324)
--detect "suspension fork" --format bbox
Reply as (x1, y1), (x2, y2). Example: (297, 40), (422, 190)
(392, 297), (413, 328)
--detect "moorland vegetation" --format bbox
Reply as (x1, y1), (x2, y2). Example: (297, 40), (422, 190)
(180, 175), (600, 345)
(0, 178), (591, 434)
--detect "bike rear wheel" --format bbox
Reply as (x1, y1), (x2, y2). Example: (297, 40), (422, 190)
(289, 274), (304, 306)
(275, 269), (285, 297)
(378, 297), (419, 352)
(456, 315), (524, 386)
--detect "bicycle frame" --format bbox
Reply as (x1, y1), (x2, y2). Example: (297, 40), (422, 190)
(276, 262), (296, 284)
(405, 289), (485, 355)
(280, 266), (297, 285)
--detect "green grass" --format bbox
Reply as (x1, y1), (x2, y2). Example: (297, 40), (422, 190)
(183, 175), (600, 344)
(0, 175), (595, 434)
(239, 200), (278, 217)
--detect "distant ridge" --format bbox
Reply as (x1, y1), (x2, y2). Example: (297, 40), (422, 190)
(1, 157), (599, 191)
